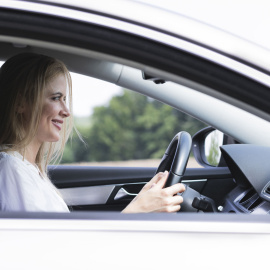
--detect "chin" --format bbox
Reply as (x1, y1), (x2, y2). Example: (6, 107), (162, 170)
(52, 136), (61, 142)
(47, 134), (61, 142)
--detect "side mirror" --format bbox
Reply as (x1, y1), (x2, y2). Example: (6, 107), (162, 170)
(192, 127), (238, 167)
(205, 129), (224, 166)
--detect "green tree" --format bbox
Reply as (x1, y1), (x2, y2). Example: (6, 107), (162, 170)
(86, 89), (205, 162)
(62, 117), (90, 163)
(206, 132), (220, 166)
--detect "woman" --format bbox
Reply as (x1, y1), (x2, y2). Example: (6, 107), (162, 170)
(0, 53), (185, 212)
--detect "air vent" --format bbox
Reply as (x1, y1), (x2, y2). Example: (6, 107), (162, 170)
(261, 182), (270, 203)
(265, 186), (270, 195)
(248, 197), (263, 211)
(236, 188), (262, 213)
(239, 189), (256, 203)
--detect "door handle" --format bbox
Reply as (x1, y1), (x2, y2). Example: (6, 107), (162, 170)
(114, 187), (137, 201)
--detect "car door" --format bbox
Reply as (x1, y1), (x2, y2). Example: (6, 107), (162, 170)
(50, 164), (235, 212)
(0, 1), (266, 214)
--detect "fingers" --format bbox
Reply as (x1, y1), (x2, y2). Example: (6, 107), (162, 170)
(143, 171), (168, 190)
(163, 183), (186, 196)
(171, 194), (184, 205)
(162, 204), (181, 213)
(155, 171), (169, 188)
(169, 204), (181, 212)
(123, 171), (185, 213)
(156, 195), (183, 213)
(144, 172), (185, 195)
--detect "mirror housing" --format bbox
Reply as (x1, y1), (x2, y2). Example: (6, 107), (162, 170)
(192, 127), (238, 167)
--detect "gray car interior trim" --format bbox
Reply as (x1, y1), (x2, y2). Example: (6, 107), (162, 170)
(60, 185), (115, 206)
(60, 179), (207, 206)
(221, 144), (270, 202)
(182, 179), (207, 183)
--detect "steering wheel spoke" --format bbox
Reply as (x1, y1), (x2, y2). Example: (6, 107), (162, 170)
(156, 131), (193, 212)
(156, 131), (192, 187)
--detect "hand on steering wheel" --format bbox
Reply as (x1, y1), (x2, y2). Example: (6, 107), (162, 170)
(122, 131), (192, 213)
(156, 131), (201, 212)
(122, 171), (185, 213)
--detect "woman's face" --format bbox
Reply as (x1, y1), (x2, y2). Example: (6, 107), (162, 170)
(35, 74), (70, 144)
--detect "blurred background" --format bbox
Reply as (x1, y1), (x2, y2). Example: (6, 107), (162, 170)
(65, 73), (206, 167)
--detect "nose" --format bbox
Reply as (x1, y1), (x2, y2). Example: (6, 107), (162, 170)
(60, 103), (70, 118)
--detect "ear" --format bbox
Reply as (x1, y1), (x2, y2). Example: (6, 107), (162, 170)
(16, 98), (27, 114)
(17, 104), (25, 113)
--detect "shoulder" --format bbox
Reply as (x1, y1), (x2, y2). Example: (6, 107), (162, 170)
(0, 151), (28, 173)
(0, 151), (37, 188)
(0, 152), (45, 211)
(0, 151), (21, 168)
(0, 151), (12, 162)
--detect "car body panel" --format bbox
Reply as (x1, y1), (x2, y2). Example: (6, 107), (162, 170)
(0, 213), (270, 269)
(38, 0), (270, 73)
(2, 0), (270, 83)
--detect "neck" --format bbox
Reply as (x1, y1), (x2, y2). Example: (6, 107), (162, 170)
(23, 140), (42, 165)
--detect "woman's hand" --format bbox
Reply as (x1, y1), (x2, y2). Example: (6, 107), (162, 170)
(122, 171), (185, 213)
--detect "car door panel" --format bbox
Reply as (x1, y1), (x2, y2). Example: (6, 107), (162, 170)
(49, 166), (234, 211)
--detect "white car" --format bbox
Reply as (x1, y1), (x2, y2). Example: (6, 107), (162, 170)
(0, 1), (270, 269)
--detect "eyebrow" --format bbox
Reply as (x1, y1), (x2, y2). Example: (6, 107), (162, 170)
(51, 92), (63, 96)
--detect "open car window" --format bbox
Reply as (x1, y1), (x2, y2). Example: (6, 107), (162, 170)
(63, 73), (206, 168)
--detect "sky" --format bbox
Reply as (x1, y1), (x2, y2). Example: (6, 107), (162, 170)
(71, 73), (122, 117)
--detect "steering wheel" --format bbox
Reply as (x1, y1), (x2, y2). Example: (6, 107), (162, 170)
(156, 131), (201, 212)
(156, 131), (192, 186)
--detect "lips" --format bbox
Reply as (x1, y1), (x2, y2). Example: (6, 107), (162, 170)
(52, 119), (63, 130)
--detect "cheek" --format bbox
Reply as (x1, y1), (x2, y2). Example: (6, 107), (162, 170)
(41, 103), (57, 119)
(42, 105), (51, 118)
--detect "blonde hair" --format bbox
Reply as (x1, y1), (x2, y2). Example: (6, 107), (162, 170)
(0, 53), (73, 175)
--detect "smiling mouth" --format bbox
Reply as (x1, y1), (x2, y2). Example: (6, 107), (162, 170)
(52, 119), (63, 130)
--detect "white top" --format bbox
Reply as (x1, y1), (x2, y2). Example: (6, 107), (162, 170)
(0, 151), (70, 212)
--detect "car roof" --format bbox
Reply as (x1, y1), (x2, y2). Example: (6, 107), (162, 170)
(136, 0), (270, 50)
(32, 0), (270, 74)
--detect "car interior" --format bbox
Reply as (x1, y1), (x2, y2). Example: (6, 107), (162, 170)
(0, 5), (270, 216)
(1, 39), (269, 216)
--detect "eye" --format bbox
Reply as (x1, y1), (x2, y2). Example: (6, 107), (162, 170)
(52, 95), (61, 101)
